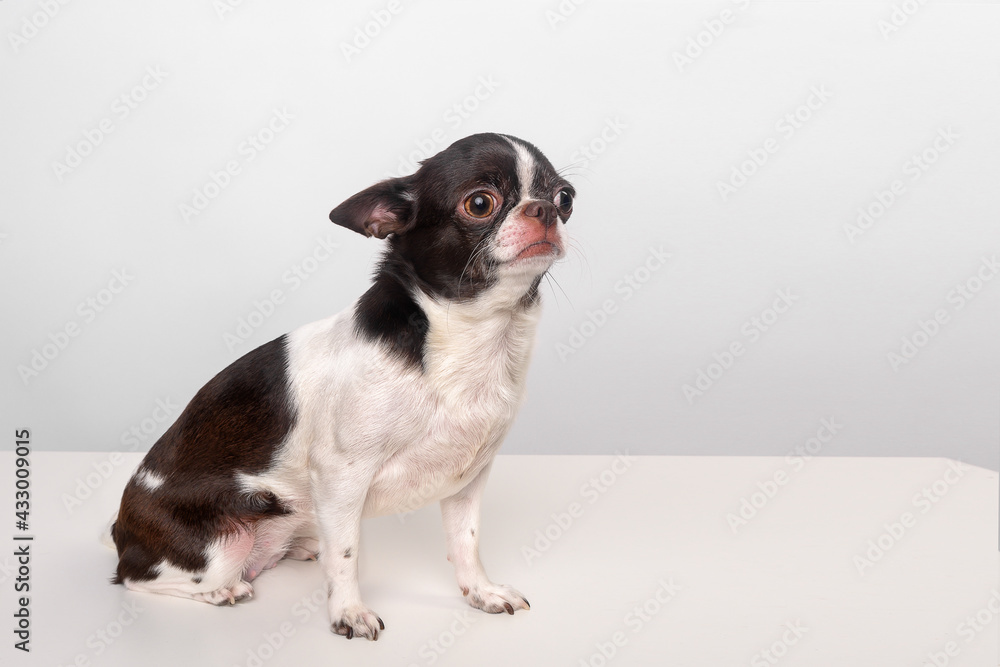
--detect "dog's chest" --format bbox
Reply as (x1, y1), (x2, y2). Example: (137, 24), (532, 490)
(363, 297), (539, 514)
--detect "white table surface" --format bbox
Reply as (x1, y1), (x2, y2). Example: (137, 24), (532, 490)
(1, 452), (996, 667)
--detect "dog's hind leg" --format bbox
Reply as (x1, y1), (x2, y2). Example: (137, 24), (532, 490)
(283, 521), (320, 561)
(242, 515), (313, 581)
(122, 529), (257, 605)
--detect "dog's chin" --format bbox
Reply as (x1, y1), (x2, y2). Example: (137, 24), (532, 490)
(498, 242), (562, 275)
(516, 241), (560, 261)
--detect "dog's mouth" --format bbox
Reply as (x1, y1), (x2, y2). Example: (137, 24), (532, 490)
(514, 241), (560, 261)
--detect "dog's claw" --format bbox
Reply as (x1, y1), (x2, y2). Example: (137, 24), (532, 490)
(463, 583), (530, 615)
(331, 606), (383, 640)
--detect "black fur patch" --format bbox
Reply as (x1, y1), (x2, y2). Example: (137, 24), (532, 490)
(112, 335), (296, 584)
(354, 259), (430, 369)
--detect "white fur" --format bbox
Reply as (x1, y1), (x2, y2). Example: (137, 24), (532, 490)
(133, 467), (164, 492)
(507, 137), (535, 202)
(280, 276), (540, 637)
(239, 278), (542, 544)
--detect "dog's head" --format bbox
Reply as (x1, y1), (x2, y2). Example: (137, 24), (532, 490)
(330, 133), (574, 302)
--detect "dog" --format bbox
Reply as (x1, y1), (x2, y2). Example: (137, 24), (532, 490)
(108, 133), (575, 640)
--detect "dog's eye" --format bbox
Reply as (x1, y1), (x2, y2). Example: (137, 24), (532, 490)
(463, 192), (496, 219)
(555, 189), (574, 216)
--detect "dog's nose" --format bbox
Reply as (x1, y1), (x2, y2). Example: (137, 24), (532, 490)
(523, 201), (559, 228)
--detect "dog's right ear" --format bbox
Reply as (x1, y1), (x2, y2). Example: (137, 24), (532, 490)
(329, 177), (416, 239)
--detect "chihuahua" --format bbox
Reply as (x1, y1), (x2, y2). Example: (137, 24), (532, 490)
(109, 132), (574, 640)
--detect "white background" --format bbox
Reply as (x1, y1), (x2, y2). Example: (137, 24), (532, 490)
(2, 0), (998, 468)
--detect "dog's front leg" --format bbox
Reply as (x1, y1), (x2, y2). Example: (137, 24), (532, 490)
(310, 455), (384, 640)
(441, 464), (530, 615)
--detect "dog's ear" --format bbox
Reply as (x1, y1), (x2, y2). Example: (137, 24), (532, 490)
(329, 177), (416, 239)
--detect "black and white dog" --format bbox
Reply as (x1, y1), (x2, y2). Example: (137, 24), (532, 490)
(109, 133), (575, 640)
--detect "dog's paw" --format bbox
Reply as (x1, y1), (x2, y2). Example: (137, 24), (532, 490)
(330, 604), (385, 640)
(195, 580), (254, 606)
(462, 582), (530, 615)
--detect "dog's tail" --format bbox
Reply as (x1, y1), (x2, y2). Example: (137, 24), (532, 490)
(100, 512), (118, 551)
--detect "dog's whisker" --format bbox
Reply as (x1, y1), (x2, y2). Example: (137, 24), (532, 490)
(542, 272), (573, 311)
(566, 241), (593, 287)
(457, 235), (493, 297)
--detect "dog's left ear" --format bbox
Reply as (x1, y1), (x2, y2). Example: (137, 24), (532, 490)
(329, 177), (416, 239)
